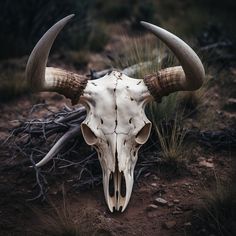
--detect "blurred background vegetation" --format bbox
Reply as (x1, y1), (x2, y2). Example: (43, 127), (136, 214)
(0, 0), (235, 59)
(0, 0), (235, 101)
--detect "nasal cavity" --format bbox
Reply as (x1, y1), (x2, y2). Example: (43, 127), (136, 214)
(121, 171), (126, 197)
(109, 172), (114, 197)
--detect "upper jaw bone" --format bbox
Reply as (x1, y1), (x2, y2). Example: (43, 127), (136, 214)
(103, 165), (133, 212)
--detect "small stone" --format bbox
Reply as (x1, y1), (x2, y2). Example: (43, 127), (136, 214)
(184, 222), (192, 227)
(146, 204), (158, 211)
(162, 221), (176, 229)
(167, 203), (174, 208)
(172, 210), (183, 215)
(197, 156), (205, 162)
(153, 175), (160, 180)
(9, 120), (21, 127)
(0, 132), (9, 140)
(175, 206), (182, 211)
(207, 158), (213, 163)
(155, 197), (168, 205)
(151, 183), (157, 187)
(188, 190), (194, 194)
(199, 160), (214, 168)
(173, 199), (180, 204)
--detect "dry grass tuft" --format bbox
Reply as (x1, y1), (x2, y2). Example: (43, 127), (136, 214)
(34, 187), (80, 236)
(154, 114), (188, 170)
(0, 63), (29, 102)
(190, 174), (236, 236)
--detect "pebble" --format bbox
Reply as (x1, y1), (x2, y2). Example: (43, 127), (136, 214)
(207, 158), (213, 163)
(199, 160), (214, 168)
(167, 203), (174, 208)
(184, 222), (192, 227)
(188, 190), (194, 194)
(151, 183), (157, 187)
(162, 220), (176, 229)
(160, 184), (166, 188)
(155, 197), (168, 205)
(173, 199), (180, 204)
(197, 156), (205, 162)
(153, 175), (159, 180)
(146, 204), (158, 211)
(175, 207), (182, 211)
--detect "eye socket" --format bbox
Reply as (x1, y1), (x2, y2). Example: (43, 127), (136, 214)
(81, 123), (97, 145)
(135, 123), (152, 144)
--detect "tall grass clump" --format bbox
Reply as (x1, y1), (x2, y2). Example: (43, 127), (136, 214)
(153, 114), (188, 169)
(111, 34), (179, 123)
(190, 175), (236, 236)
(111, 35), (191, 168)
(35, 187), (80, 236)
(0, 58), (30, 102)
(112, 35), (174, 78)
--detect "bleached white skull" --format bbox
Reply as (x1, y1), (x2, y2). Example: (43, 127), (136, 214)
(26, 15), (205, 212)
(80, 71), (152, 211)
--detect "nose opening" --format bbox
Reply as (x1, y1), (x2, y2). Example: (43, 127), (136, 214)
(103, 150), (134, 212)
(121, 171), (126, 197)
(109, 172), (115, 197)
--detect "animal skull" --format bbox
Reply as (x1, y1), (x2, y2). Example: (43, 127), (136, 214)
(80, 71), (152, 211)
(26, 15), (205, 212)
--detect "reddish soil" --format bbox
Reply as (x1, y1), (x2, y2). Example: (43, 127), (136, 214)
(0, 79), (235, 236)
(0, 26), (235, 235)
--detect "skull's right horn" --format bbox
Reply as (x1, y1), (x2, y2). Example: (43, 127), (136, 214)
(26, 15), (88, 105)
(141, 21), (205, 102)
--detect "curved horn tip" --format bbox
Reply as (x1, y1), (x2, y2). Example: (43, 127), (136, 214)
(140, 20), (205, 90)
(63, 14), (75, 21)
(140, 21), (149, 26)
(26, 14), (75, 90)
(140, 21), (157, 30)
(140, 21), (168, 37)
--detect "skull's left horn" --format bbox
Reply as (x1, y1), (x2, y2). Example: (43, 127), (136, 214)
(141, 21), (205, 102)
(26, 15), (88, 105)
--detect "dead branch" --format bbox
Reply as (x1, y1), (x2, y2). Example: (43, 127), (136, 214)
(6, 101), (236, 201)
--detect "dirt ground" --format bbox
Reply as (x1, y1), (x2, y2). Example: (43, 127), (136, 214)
(0, 71), (235, 236)
(0, 24), (236, 236)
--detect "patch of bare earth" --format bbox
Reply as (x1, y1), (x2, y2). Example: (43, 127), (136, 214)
(0, 73), (235, 235)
